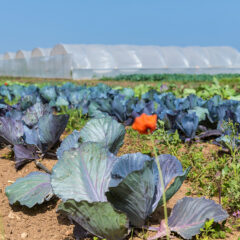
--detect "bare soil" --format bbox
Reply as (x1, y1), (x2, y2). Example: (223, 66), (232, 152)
(0, 143), (239, 240)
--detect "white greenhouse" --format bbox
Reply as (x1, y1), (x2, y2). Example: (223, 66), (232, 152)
(0, 44), (240, 79)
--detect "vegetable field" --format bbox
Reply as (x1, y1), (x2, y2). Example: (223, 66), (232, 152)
(0, 77), (240, 240)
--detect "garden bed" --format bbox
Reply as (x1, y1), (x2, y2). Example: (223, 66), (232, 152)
(1, 131), (239, 240)
(0, 78), (239, 239)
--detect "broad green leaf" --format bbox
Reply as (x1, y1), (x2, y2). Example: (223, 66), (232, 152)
(79, 117), (125, 154)
(158, 167), (191, 207)
(188, 106), (209, 122)
(107, 160), (156, 227)
(153, 155), (187, 211)
(38, 114), (69, 153)
(5, 172), (53, 208)
(56, 130), (81, 159)
(51, 142), (117, 202)
(58, 200), (129, 240)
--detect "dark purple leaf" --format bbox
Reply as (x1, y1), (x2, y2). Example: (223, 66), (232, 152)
(198, 130), (222, 140)
(0, 117), (24, 145)
(38, 114), (69, 153)
(13, 144), (39, 169)
(149, 197), (229, 240)
(73, 221), (92, 240)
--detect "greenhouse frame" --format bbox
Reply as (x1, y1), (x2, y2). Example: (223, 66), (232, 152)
(0, 44), (240, 79)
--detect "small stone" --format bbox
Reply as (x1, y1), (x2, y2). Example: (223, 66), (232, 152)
(8, 211), (20, 220)
(21, 232), (28, 239)
(65, 230), (71, 235)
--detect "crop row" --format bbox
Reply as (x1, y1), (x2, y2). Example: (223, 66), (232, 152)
(0, 81), (239, 239)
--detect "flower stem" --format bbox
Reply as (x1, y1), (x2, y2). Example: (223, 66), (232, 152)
(150, 134), (170, 239)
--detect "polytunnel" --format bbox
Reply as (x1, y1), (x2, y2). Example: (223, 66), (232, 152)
(2, 52), (16, 76)
(13, 50), (32, 77)
(50, 44), (240, 79)
(3, 52), (15, 60)
(31, 48), (51, 58)
(1, 44), (240, 78)
(15, 50), (31, 59)
(29, 48), (52, 78)
(0, 54), (3, 76)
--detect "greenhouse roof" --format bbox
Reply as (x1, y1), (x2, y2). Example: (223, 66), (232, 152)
(1, 44), (240, 79)
(50, 44), (240, 69)
(31, 48), (51, 58)
(15, 50), (32, 59)
(3, 52), (16, 60)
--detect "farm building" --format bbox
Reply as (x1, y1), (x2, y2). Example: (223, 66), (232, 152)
(0, 44), (240, 79)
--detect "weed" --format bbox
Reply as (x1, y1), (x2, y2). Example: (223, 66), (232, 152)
(1, 149), (14, 160)
(219, 121), (240, 210)
(3, 96), (20, 105)
(196, 219), (231, 239)
(231, 211), (240, 230)
(153, 120), (181, 156)
(125, 128), (152, 154)
(59, 106), (87, 132)
(220, 120), (240, 163)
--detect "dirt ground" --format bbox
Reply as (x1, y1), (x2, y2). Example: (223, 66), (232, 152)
(0, 145), (239, 240)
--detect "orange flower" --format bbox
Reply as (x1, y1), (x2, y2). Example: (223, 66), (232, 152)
(132, 113), (157, 134)
(4, 82), (8, 86)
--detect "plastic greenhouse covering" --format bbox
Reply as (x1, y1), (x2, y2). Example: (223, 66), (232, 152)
(31, 48), (51, 58)
(1, 44), (240, 79)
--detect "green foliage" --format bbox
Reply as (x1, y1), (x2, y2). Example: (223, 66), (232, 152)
(195, 78), (236, 99)
(1, 149), (14, 160)
(3, 96), (20, 105)
(127, 119), (240, 212)
(221, 162), (240, 210)
(133, 84), (154, 98)
(231, 213), (240, 231)
(59, 106), (87, 132)
(180, 142), (240, 211)
(101, 73), (240, 83)
(218, 121), (240, 210)
(0, 79), (67, 88)
(220, 120), (240, 162)
(153, 120), (181, 156)
(196, 219), (231, 239)
(175, 78), (236, 99)
(125, 128), (152, 155)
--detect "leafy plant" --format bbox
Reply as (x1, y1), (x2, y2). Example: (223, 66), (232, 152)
(196, 219), (231, 239)
(5, 117), (228, 240)
(0, 102), (69, 169)
(133, 84), (154, 98)
(59, 106), (87, 132)
(149, 197), (228, 240)
(153, 120), (181, 156)
(217, 120), (240, 161)
(5, 172), (53, 208)
(221, 163), (240, 210)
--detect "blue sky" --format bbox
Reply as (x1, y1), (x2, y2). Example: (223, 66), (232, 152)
(0, 0), (239, 53)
